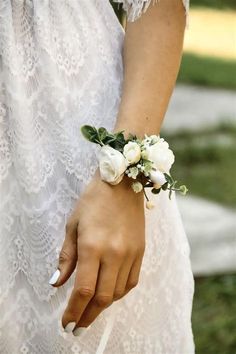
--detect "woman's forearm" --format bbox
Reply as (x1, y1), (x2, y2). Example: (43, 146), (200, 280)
(113, 0), (186, 138)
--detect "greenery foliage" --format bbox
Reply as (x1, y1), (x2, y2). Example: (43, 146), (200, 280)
(191, 0), (236, 9)
(177, 53), (236, 90)
(110, 1), (125, 22)
(193, 274), (236, 354)
(163, 124), (236, 207)
(81, 125), (188, 200)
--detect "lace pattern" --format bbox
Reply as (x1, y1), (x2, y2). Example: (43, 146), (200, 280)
(113, 0), (190, 28)
(0, 0), (194, 353)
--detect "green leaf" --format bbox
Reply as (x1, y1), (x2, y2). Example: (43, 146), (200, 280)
(81, 125), (99, 143)
(98, 127), (108, 141)
(152, 188), (161, 194)
(112, 140), (125, 151)
(114, 130), (125, 137)
(127, 133), (137, 141)
(145, 182), (153, 188)
(161, 182), (168, 191)
(103, 135), (116, 144)
(114, 131), (125, 140)
(164, 173), (173, 184)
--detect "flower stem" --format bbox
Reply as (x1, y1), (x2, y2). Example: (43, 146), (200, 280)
(167, 187), (180, 192)
(143, 187), (149, 201)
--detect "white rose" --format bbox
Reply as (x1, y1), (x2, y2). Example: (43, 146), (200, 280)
(123, 141), (141, 165)
(145, 139), (175, 173)
(149, 170), (166, 188)
(98, 145), (127, 185)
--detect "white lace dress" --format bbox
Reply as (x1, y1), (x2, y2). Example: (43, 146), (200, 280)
(0, 0), (194, 353)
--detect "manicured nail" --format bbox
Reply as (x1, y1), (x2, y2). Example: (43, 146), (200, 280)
(49, 269), (60, 285)
(64, 322), (76, 333)
(73, 327), (86, 336)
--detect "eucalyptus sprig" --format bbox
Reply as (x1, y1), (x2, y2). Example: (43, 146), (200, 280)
(81, 125), (188, 210)
(81, 125), (136, 152)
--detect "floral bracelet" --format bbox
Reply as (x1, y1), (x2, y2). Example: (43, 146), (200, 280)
(81, 125), (188, 210)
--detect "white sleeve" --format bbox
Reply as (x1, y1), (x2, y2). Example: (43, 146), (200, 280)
(113, 0), (190, 28)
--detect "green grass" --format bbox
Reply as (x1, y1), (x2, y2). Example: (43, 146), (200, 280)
(193, 274), (236, 354)
(177, 53), (236, 90)
(111, 0), (236, 13)
(191, 0), (236, 10)
(163, 124), (236, 207)
(166, 124), (236, 353)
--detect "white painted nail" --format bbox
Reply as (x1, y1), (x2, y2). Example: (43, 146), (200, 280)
(73, 327), (87, 336)
(49, 269), (60, 285)
(64, 322), (76, 333)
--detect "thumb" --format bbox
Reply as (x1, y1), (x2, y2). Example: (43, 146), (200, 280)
(49, 221), (78, 287)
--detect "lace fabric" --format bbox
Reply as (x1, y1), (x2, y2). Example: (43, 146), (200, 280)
(113, 0), (190, 27)
(0, 0), (194, 353)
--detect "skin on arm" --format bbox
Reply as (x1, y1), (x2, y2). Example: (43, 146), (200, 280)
(113, 0), (186, 137)
(51, 0), (187, 334)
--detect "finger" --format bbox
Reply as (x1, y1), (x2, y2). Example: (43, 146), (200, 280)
(113, 258), (134, 301)
(62, 245), (100, 331)
(74, 260), (120, 331)
(49, 221), (78, 287)
(124, 255), (143, 295)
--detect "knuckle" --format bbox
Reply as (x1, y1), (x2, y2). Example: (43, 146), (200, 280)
(94, 294), (113, 307)
(59, 249), (71, 263)
(79, 240), (101, 255)
(75, 286), (95, 298)
(109, 244), (126, 259)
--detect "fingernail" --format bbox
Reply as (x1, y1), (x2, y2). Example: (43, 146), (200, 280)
(64, 322), (76, 333)
(73, 327), (87, 336)
(49, 269), (60, 285)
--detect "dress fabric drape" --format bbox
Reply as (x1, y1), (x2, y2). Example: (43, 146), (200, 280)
(0, 0), (194, 353)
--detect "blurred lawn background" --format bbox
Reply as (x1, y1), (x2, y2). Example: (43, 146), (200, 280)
(174, 2), (236, 353)
(111, 1), (236, 353)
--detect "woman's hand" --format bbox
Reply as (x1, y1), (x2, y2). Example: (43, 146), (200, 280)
(51, 168), (145, 335)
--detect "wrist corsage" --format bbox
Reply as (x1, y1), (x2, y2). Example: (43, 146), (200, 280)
(81, 125), (188, 210)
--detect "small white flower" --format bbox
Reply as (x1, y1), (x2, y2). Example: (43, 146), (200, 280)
(123, 141), (141, 165)
(129, 166), (139, 179)
(145, 139), (175, 173)
(99, 145), (127, 185)
(146, 200), (155, 209)
(149, 170), (166, 189)
(131, 181), (143, 193)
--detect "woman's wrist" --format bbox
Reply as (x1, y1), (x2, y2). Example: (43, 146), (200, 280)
(93, 167), (141, 193)
(112, 114), (161, 141)
(81, 124), (188, 210)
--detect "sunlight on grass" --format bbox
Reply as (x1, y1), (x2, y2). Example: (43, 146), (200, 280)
(184, 8), (236, 60)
